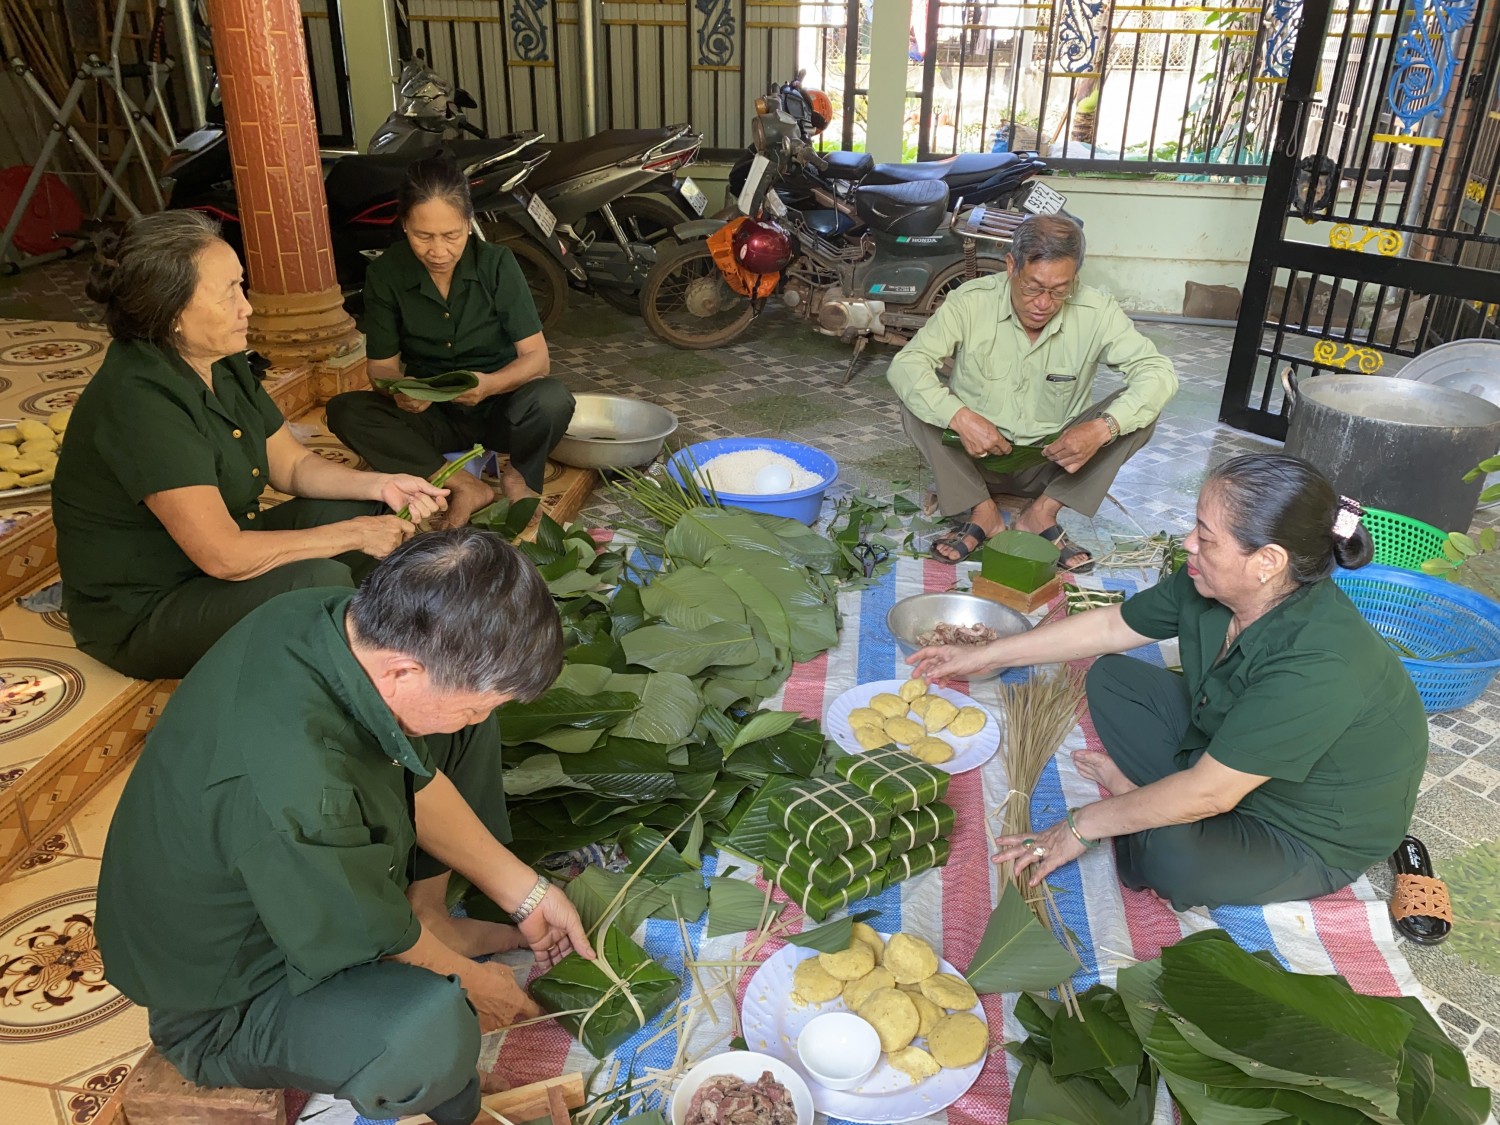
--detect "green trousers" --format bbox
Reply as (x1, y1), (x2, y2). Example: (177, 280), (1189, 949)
(1085, 654), (1361, 911)
(87, 498), (381, 681)
(325, 378), (575, 494)
(147, 724), (510, 1123)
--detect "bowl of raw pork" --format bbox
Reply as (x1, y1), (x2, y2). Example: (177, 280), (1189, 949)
(670, 1051), (813, 1125)
(667, 438), (838, 525)
(886, 592), (1032, 680)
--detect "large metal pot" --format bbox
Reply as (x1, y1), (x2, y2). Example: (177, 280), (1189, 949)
(550, 394), (678, 470)
(1282, 370), (1500, 530)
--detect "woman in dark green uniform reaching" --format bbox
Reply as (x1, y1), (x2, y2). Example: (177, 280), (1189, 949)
(326, 152), (575, 528)
(911, 454), (1428, 910)
(52, 211), (448, 681)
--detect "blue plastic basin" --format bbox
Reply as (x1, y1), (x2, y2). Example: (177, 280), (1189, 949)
(667, 438), (839, 526)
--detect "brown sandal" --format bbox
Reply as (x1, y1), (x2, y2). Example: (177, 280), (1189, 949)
(1390, 835), (1452, 945)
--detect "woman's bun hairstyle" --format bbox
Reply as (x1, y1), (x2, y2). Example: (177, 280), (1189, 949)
(88, 211), (224, 348)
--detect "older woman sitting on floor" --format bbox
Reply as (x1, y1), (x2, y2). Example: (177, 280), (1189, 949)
(52, 210), (447, 681)
(911, 453), (1428, 911)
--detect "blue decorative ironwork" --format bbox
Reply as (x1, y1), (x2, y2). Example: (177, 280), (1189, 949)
(1386, 0), (1476, 132)
(695, 0), (736, 67)
(509, 0), (550, 63)
(1260, 0), (1302, 79)
(1055, 0), (1105, 74)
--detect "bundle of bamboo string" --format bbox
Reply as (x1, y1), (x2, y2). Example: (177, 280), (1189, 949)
(992, 664), (1088, 1016)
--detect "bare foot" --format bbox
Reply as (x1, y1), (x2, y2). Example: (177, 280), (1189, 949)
(500, 464), (541, 505)
(934, 498), (1006, 562)
(1073, 749), (1138, 796)
(417, 908), (529, 958)
(1013, 494), (1064, 536)
(434, 472), (496, 529)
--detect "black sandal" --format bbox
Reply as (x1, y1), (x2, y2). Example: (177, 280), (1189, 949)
(930, 521), (989, 564)
(1390, 835), (1452, 945)
(1040, 525), (1095, 574)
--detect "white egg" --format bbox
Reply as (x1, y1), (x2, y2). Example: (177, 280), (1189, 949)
(753, 462), (795, 494)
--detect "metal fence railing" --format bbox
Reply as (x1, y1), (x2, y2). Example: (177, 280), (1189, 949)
(913, 0), (1293, 176)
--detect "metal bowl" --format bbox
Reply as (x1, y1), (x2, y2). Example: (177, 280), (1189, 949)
(551, 393), (678, 470)
(885, 592), (1032, 681)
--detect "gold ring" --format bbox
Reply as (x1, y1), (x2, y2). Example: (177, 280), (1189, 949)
(1032, 846), (1047, 858)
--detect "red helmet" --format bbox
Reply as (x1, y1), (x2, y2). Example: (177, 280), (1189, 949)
(733, 218), (792, 274)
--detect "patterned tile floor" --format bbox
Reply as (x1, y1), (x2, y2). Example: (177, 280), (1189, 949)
(0, 258), (1496, 1115)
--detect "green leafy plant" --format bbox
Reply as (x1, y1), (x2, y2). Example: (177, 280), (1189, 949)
(371, 369), (479, 401)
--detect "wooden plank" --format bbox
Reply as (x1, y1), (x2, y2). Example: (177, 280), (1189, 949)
(121, 1047), (284, 1125)
(398, 1073), (585, 1125)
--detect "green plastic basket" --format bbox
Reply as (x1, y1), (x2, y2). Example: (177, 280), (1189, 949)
(1363, 507), (1448, 572)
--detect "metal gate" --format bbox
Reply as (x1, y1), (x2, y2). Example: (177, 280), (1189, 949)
(1220, 0), (1500, 439)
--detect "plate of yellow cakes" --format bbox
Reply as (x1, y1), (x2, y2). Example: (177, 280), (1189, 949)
(0, 413), (68, 497)
(824, 678), (1000, 775)
(741, 924), (990, 1123)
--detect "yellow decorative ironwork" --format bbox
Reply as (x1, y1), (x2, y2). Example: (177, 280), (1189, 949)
(1312, 339), (1385, 373)
(1329, 223), (1403, 256)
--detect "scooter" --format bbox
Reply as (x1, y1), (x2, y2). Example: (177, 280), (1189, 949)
(639, 92), (1070, 383)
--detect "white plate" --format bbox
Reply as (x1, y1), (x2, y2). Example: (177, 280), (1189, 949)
(670, 1051), (814, 1125)
(0, 483), (51, 500)
(741, 937), (989, 1124)
(824, 680), (1000, 775)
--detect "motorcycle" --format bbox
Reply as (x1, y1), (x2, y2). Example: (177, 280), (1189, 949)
(640, 91), (1071, 383)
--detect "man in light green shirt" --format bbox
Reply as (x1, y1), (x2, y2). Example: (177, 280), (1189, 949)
(888, 215), (1177, 569)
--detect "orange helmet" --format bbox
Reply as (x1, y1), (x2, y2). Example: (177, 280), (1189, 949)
(804, 89), (833, 134)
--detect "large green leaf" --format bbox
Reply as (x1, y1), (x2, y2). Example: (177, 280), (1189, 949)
(555, 663), (615, 695)
(708, 549), (838, 662)
(555, 740), (680, 803)
(964, 880), (1080, 994)
(610, 581), (647, 637)
(1009, 1058), (1153, 1125)
(640, 567), (748, 631)
(497, 688), (640, 742)
(528, 726), (605, 754)
(745, 510), (842, 572)
(564, 865), (708, 936)
(782, 910), (879, 953)
(709, 564), (794, 653)
(503, 753), (588, 797)
(726, 710), (801, 753)
(721, 721), (825, 780)
(1387, 997), (1491, 1125)
(619, 824), (699, 878)
(664, 509), (783, 566)
(718, 775), (801, 863)
(707, 876), (783, 937)
(372, 369), (478, 400)
(1114, 957), (1166, 1045)
(608, 672), (702, 745)
(1050, 986), (1145, 1105)
(621, 621), (760, 676)
(1013, 992), (1062, 1062)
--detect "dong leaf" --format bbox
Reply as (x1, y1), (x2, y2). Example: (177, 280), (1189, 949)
(555, 663), (615, 695)
(709, 564), (794, 653)
(564, 865), (708, 936)
(745, 510), (842, 572)
(556, 739), (679, 803)
(726, 710), (801, 753)
(964, 879), (1080, 994)
(372, 368), (479, 401)
(1386, 995), (1492, 1125)
(1010, 1057), (1153, 1125)
(664, 509), (783, 566)
(707, 876), (783, 937)
(619, 824), (699, 878)
(503, 753), (588, 797)
(621, 621), (760, 676)
(497, 688), (640, 742)
(782, 909), (879, 952)
(721, 721), (825, 780)
(640, 567), (748, 630)
(1051, 985), (1143, 1080)
(528, 727), (605, 754)
(608, 672), (702, 745)
(610, 582), (647, 637)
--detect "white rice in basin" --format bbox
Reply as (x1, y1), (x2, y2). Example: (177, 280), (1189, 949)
(692, 449), (824, 495)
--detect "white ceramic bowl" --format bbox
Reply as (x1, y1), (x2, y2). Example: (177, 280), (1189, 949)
(796, 1011), (882, 1091)
(669, 1050), (814, 1125)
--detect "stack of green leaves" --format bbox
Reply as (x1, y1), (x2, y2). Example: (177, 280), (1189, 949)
(471, 498), (843, 864)
(529, 925), (680, 1059)
(1005, 929), (1493, 1125)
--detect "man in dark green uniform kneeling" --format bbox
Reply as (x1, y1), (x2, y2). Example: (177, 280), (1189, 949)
(96, 528), (593, 1125)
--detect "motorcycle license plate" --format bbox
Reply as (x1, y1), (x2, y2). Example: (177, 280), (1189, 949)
(1023, 181), (1067, 216)
(525, 191), (558, 238)
(680, 177), (708, 216)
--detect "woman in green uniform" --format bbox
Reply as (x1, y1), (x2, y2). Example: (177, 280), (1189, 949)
(52, 211), (448, 681)
(326, 152), (575, 528)
(911, 454), (1428, 909)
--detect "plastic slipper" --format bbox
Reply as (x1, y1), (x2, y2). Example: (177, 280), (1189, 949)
(1390, 835), (1452, 945)
(1040, 525), (1095, 575)
(930, 521), (989, 564)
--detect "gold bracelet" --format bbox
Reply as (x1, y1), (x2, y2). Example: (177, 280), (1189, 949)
(509, 874), (551, 923)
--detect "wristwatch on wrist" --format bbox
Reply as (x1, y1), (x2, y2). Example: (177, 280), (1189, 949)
(1101, 413), (1122, 444)
(509, 874), (551, 924)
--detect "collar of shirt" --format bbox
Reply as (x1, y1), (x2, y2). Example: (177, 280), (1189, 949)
(389, 237), (481, 305)
(314, 593), (433, 777)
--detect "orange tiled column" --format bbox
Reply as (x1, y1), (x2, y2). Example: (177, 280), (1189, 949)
(206, 0), (358, 363)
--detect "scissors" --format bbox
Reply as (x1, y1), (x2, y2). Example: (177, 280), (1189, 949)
(853, 541), (890, 578)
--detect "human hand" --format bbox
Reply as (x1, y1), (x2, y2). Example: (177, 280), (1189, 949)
(518, 885), (596, 970)
(451, 372), (504, 408)
(949, 407), (1011, 458)
(463, 961), (543, 1033)
(1044, 419), (1111, 474)
(346, 514), (416, 558)
(907, 641), (1006, 682)
(394, 391), (432, 414)
(377, 474), (449, 523)
(993, 820), (1087, 887)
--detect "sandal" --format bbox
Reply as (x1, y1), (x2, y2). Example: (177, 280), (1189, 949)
(1390, 835), (1452, 945)
(930, 521), (990, 564)
(1040, 525), (1095, 575)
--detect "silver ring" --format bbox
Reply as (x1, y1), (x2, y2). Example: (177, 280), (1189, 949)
(1032, 846), (1047, 858)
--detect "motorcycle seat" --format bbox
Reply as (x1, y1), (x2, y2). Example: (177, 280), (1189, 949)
(800, 208), (858, 238)
(443, 135), (542, 170)
(865, 152), (1021, 187)
(529, 128), (694, 190)
(324, 155), (416, 216)
(853, 179), (949, 237)
(822, 150), (874, 181)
